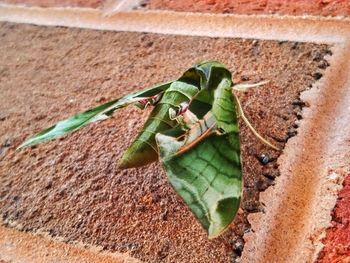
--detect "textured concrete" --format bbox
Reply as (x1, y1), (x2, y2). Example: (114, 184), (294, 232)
(0, 21), (330, 262)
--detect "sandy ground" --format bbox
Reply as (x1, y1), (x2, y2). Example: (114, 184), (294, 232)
(144, 0), (350, 16)
(0, 22), (330, 262)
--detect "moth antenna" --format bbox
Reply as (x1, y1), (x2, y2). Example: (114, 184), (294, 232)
(233, 92), (280, 151)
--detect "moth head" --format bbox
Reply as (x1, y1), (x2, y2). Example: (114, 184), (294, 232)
(180, 60), (232, 90)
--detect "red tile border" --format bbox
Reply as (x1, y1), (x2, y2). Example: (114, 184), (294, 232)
(146, 0), (350, 17)
(318, 174), (350, 263)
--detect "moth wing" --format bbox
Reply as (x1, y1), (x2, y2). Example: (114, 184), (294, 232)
(156, 122), (242, 238)
(19, 81), (172, 148)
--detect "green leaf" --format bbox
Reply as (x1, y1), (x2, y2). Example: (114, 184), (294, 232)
(18, 81), (172, 149)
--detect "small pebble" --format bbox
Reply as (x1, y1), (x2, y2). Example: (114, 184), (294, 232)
(244, 201), (259, 213)
(263, 169), (280, 180)
(240, 75), (250, 81)
(325, 49), (333, 56)
(291, 42), (299, 49)
(2, 138), (12, 147)
(318, 60), (329, 69)
(256, 178), (274, 191)
(136, 204), (145, 212)
(292, 99), (306, 107)
(263, 173), (275, 180)
(287, 127), (297, 138)
(232, 237), (244, 257)
(160, 210), (168, 221)
(313, 72), (323, 80)
(146, 41), (154, 47)
(258, 154), (270, 165)
(296, 112), (303, 120)
(252, 39), (258, 46)
(312, 50), (323, 62)
(45, 180), (53, 189)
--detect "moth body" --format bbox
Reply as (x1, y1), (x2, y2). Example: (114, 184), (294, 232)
(118, 80), (200, 168)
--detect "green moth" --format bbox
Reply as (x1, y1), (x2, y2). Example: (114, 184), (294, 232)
(19, 61), (278, 238)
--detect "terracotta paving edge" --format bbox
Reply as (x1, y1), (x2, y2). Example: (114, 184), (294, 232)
(1, 4), (350, 263)
(0, 224), (140, 263)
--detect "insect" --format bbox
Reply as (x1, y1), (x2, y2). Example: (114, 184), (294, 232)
(19, 61), (278, 238)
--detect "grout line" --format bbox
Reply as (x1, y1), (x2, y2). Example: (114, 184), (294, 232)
(242, 41), (350, 263)
(0, 4), (350, 44)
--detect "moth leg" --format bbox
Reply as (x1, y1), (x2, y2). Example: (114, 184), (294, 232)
(233, 92), (280, 151)
(232, 80), (269, 92)
(133, 92), (164, 109)
(164, 103), (218, 157)
(173, 112), (218, 156)
(169, 102), (199, 128)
